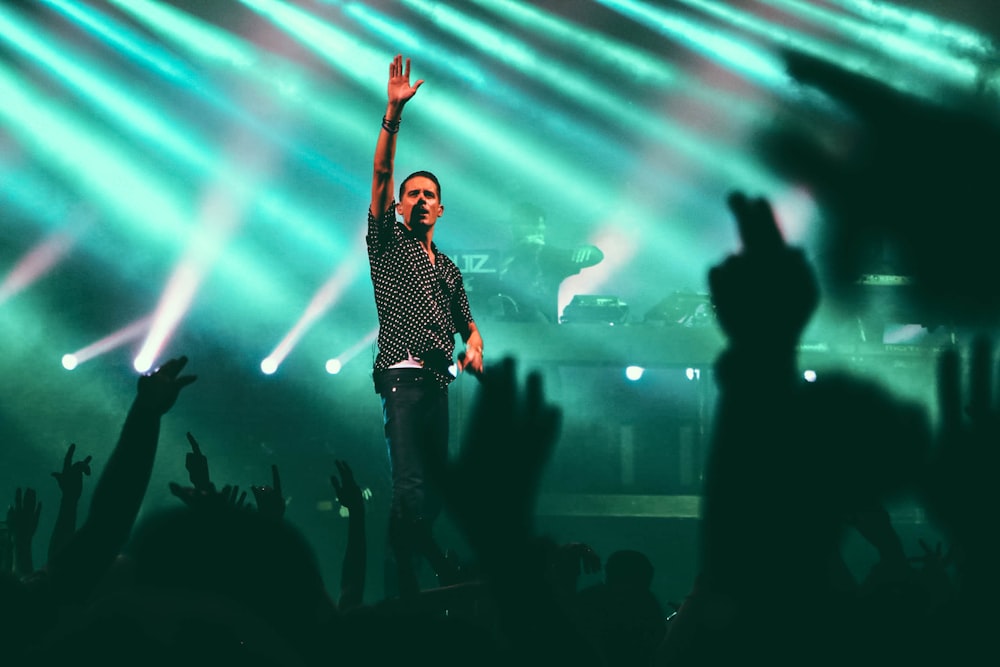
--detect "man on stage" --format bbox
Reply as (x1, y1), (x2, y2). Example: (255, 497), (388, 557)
(367, 54), (484, 597)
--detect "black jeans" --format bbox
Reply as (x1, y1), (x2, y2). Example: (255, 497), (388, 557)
(376, 368), (453, 595)
(377, 368), (449, 523)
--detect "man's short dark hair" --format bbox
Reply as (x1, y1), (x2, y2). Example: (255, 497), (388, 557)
(399, 170), (442, 202)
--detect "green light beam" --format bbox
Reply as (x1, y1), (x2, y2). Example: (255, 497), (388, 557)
(467, 0), (678, 86)
(595, 0), (791, 87)
(20, 1), (356, 264)
(0, 61), (288, 310)
(0, 159), (77, 232)
(40, 0), (197, 86)
(663, 0), (976, 100)
(42, 0), (356, 180)
(341, 2), (487, 88)
(0, 3), (209, 171)
(756, 0), (981, 89)
(834, 0), (997, 59)
(108, 0), (376, 242)
(396, 0), (779, 194)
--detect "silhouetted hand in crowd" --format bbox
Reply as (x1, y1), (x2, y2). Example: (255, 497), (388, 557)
(183, 431), (213, 492)
(251, 465), (285, 520)
(168, 431), (220, 508)
(48, 443), (92, 562)
(50, 443), (92, 503)
(677, 191), (931, 667)
(851, 504), (908, 571)
(6, 488), (41, 577)
(221, 484), (249, 510)
(331, 460), (364, 516)
(431, 358), (602, 666)
(923, 337), (1000, 605)
(545, 541), (601, 608)
(850, 504), (916, 603)
(708, 191), (819, 359)
(169, 432), (245, 512)
(168, 482), (252, 513)
(761, 50), (1000, 327)
(134, 355), (198, 416)
(436, 358), (561, 564)
(331, 460), (367, 611)
(48, 356), (196, 603)
(701, 191), (821, 596)
(560, 542), (601, 577)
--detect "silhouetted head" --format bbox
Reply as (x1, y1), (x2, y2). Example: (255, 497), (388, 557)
(127, 505), (333, 644)
(605, 549), (655, 590)
(509, 201), (547, 245)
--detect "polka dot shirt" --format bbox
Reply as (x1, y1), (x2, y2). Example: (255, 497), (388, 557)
(367, 203), (474, 387)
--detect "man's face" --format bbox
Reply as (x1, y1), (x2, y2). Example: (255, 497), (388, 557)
(397, 176), (443, 231)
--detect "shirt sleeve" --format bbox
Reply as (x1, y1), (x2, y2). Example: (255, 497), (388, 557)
(450, 265), (475, 335)
(366, 202), (398, 265)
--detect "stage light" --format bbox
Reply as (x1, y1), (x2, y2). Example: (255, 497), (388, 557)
(134, 262), (201, 377)
(104, 0), (368, 260)
(61, 354), (78, 371)
(261, 357), (279, 375)
(804, 369), (817, 382)
(46, 0), (353, 186)
(625, 365), (645, 381)
(324, 327), (379, 377)
(263, 251), (366, 372)
(66, 317), (151, 369)
(0, 60), (194, 244)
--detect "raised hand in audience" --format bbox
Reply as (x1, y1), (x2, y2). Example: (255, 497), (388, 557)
(546, 541), (601, 605)
(331, 459), (367, 611)
(50, 443), (92, 502)
(221, 484), (249, 511)
(431, 358), (602, 666)
(183, 431), (213, 492)
(6, 488), (41, 577)
(48, 443), (92, 562)
(923, 336), (1000, 607)
(169, 431), (221, 508)
(251, 465), (285, 520)
(331, 460), (364, 516)
(48, 356), (196, 602)
(436, 358), (561, 564)
(682, 192), (931, 667)
(708, 191), (819, 364)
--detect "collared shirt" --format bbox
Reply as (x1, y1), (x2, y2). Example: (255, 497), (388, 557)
(367, 203), (474, 387)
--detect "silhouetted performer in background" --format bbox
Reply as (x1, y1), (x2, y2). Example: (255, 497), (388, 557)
(497, 202), (604, 323)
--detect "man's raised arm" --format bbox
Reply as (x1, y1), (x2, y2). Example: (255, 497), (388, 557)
(370, 54), (423, 219)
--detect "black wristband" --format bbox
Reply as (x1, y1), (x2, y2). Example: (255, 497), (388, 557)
(381, 116), (401, 134)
